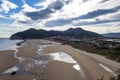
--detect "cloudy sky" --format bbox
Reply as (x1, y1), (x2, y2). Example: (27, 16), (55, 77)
(0, 0), (120, 37)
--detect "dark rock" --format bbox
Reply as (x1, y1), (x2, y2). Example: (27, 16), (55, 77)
(16, 40), (25, 46)
(11, 71), (16, 76)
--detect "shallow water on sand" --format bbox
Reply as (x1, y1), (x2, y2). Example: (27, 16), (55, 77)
(1, 43), (83, 80)
(0, 38), (22, 51)
(31, 52), (77, 64)
(3, 52), (80, 73)
(2, 44), (81, 74)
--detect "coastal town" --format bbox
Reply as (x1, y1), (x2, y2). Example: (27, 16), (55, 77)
(49, 36), (120, 48)
(48, 37), (120, 62)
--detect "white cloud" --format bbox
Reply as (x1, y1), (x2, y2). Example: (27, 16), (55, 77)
(51, 0), (120, 20)
(0, 0), (18, 13)
(10, 1), (38, 24)
(8, 0), (39, 37)
(0, 25), (17, 38)
(81, 23), (120, 34)
(96, 0), (120, 9)
(95, 10), (120, 21)
(47, 0), (99, 19)
(0, 31), (11, 38)
(10, 12), (31, 22)
(20, 0), (120, 33)
(0, 14), (7, 19)
(1, 0), (120, 38)
(22, 3), (37, 12)
(0, 8), (3, 12)
(0, 23), (32, 38)
(34, 0), (48, 9)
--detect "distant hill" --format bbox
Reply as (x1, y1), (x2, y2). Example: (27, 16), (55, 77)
(102, 33), (120, 38)
(10, 28), (103, 39)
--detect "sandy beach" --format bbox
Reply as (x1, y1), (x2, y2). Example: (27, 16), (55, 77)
(43, 41), (120, 80)
(0, 50), (18, 72)
(0, 39), (120, 80)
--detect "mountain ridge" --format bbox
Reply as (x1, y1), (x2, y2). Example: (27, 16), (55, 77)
(10, 28), (103, 39)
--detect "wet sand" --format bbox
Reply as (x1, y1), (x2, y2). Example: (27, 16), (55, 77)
(42, 41), (120, 80)
(0, 39), (120, 80)
(17, 40), (39, 58)
(45, 61), (81, 80)
(0, 40), (53, 80)
(0, 50), (18, 73)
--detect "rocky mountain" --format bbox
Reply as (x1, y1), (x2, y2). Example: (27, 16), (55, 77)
(10, 28), (103, 39)
(102, 33), (120, 38)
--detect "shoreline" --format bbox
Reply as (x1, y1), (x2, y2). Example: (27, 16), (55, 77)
(0, 39), (26, 76)
(16, 39), (26, 46)
(0, 50), (18, 73)
(0, 39), (120, 80)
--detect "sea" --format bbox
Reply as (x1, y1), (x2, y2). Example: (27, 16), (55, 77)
(0, 38), (22, 51)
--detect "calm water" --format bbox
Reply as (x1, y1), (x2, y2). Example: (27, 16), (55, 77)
(0, 40), (82, 78)
(0, 38), (22, 51)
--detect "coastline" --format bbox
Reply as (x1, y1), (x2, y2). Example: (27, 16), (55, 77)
(0, 39), (25, 78)
(0, 39), (25, 73)
(16, 39), (26, 46)
(0, 39), (120, 80)
(0, 50), (18, 73)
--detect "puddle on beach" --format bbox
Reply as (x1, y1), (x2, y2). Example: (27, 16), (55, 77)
(73, 64), (80, 71)
(31, 51), (84, 78)
(2, 45), (82, 78)
(3, 66), (19, 74)
(2, 52), (81, 75)
(32, 52), (77, 64)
